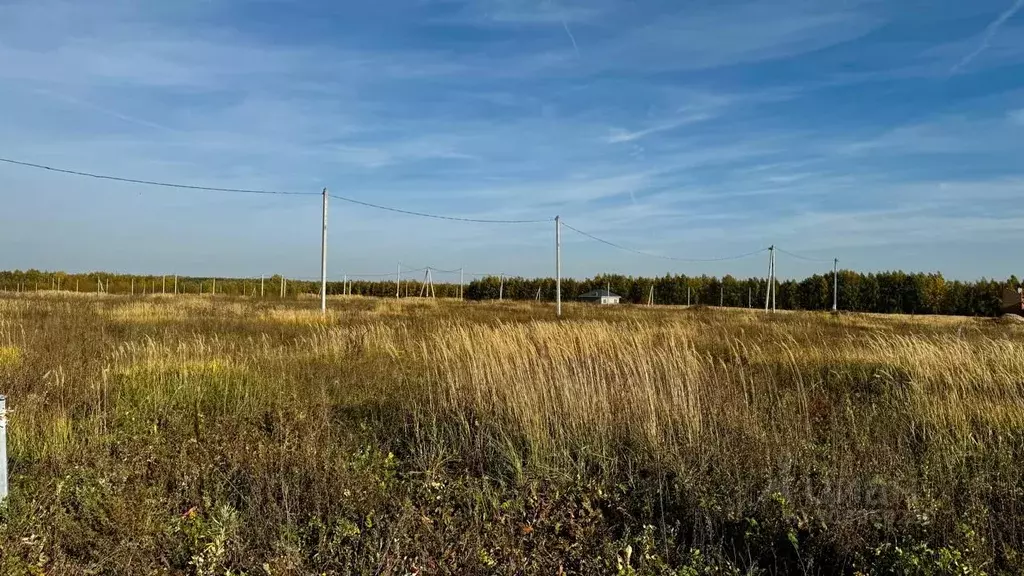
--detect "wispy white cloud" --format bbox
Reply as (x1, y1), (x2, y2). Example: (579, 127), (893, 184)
(950, 0), (1024, 74)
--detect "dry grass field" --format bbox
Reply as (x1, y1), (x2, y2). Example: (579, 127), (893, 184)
(0, 293), (1022, 574)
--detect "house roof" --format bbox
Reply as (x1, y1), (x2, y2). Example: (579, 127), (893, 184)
(579, 288), (622, 299)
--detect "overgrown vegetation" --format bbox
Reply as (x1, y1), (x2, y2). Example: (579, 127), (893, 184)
(2, 268), (1021, 316)
(0, 293), (1022, 574)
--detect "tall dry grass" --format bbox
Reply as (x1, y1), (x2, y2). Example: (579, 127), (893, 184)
(0, 293), (1022, 573)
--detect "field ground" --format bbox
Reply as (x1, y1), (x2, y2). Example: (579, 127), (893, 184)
(0, 293), (1023, 575)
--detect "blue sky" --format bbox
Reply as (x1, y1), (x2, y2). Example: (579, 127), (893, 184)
(1, 0), (1023, 281)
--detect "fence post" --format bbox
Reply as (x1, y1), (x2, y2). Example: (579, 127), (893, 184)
(0, 395), (8, 503)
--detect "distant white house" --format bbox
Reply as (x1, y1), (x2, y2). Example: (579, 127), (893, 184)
(578, 288), (622, 305)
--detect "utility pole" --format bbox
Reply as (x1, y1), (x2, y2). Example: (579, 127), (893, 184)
(396, 264), (401, 299)
(720, 284), (724, 307)
(162, 276), (166, 294)
(212, 278), (216, 297)
(772, 248), (777, 313)
(280, 276), (285, 299)
(765, 246), (774, 313)
(687, 285), (691, 307)
(320, 188), (328, 315)
(499, 274), (504, 301)
(555, 216), (562, 317)
(174, 275), (178, 295)
(832, 258), (839, 312)
(460, 268), (465, 300)
(261, 275), (265, 298)
(648, 285), (654, 306)
(131, 278), (134, 296)
(748, 286), (752, 308)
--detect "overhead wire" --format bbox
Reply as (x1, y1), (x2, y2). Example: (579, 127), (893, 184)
(328, 194), (550, 224)
(775, 247), (834, 263)
(0, 157), (317, 196)
(561, 221), (770, 263)
(0, 156), (551, 223)
(3, 156), (835, 266)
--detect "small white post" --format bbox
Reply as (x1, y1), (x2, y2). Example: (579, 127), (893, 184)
(320, 188), (328, 314)
(0, 395), (6, 503)
(555, 216), (562, 317)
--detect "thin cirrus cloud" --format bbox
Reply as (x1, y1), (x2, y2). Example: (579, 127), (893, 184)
(0, 0), (1022, 280)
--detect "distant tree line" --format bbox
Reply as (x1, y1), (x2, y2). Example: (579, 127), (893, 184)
(0, 269), (1019, 317)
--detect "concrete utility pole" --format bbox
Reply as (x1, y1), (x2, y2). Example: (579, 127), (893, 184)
(772, 248), (777, 313)
(765, 246), (775, 313)
(832, 258), (839, 312)
(320, 188), (328, 315)
(720, 284), (724, 307)
(499, 274), (504, 301)
(396, 264), (401, 299)
(555, 216), (562, 317)
(174, 275), (178, 295)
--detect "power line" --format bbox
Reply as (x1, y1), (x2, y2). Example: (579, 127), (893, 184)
(0, 157), (317, 196)
(561, 221), (769, 263)
(327, 194), (550, 224)
(0, 156), (551, 223)
(776, 247), (834, 263)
